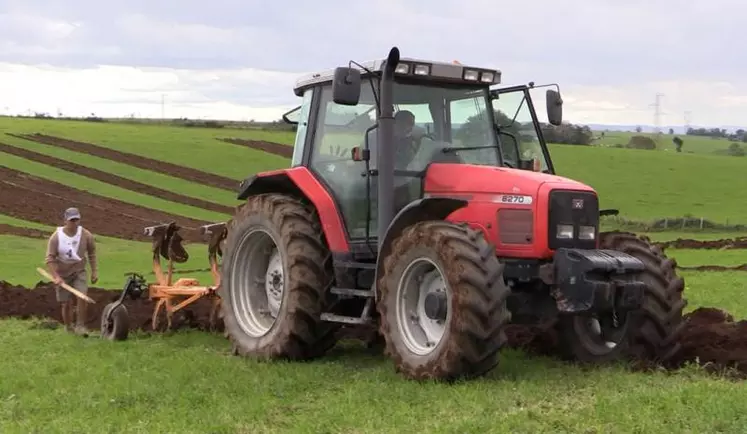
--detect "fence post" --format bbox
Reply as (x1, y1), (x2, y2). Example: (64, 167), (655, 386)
(700, 217), (704, 229)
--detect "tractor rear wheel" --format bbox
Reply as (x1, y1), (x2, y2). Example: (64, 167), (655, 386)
(377, 221), (510, 381)
(219, 193), (339, 360)
(557, 231), (686, 365)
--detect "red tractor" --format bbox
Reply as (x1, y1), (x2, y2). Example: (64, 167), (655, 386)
(218, 47), (686, 381)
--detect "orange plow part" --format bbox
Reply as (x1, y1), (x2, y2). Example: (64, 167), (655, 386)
(144, 221), (227, 331)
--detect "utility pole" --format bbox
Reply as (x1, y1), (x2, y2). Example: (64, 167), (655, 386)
(650, 93), (664, 134)
(161, 94), (165, 119)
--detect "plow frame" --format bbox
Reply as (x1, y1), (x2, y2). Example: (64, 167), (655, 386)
(145, 221), (227, 331)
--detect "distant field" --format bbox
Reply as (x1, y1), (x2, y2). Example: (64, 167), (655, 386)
(594, 130), (741, 155)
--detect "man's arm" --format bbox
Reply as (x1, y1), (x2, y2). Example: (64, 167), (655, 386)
(86, 230), (98, 282)
(45, 233), (61, 283)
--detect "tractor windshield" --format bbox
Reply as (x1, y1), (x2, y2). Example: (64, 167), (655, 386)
(384, 82), (502, 171)
(490, 87), (552, 173)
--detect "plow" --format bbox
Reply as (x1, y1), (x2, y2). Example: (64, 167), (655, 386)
(99, 221), (227, 340)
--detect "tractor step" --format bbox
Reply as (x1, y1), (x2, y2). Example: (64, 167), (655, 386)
(321, 298), (374, 325)
(321, 313), (370, 325)
(330, 287), (373, 298)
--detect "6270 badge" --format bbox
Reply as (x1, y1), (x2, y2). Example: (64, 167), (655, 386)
(493, 194), (533, 205)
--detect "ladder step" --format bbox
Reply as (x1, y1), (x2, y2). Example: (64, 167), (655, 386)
(330, 287), (374, 298)
(321, 313), (370, 325)
(335, 261), (376, 270)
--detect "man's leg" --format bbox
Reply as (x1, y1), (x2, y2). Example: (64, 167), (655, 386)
(70, 272), (90, 336)
(55, 286), (73, 332)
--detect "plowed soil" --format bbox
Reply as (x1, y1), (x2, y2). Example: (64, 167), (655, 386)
(9, 133), (239, 192)
(220, 138), (293, 159)
(2, 277), (747, 378)
(0, 280), (222, 333)
(0, 166), (210, 242)
(0, 142), (234, 215)
(652, 237), (747, 250)
(0, 224), (48, 239)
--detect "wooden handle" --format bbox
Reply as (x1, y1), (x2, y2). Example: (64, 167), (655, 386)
(36, 267), (96, 304)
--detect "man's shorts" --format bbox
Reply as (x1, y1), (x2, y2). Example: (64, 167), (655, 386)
(56, 271), (88, 303)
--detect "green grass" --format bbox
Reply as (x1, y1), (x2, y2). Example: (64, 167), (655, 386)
(0, 117), (292, 181)
(0, 214), (53, 231)
(0, 151), (230, 222)
(1, 269), (746, 433)
(0, 135), (240, 207)
(549, 143), (747, 223)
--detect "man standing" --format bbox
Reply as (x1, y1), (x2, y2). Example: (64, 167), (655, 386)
(45, 207), (98, 336)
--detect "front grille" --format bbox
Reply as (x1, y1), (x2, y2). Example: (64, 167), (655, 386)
(548, 190), (599, 250)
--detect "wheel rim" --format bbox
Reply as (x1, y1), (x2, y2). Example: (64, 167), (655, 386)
(229, 228), (284, 338)
(395, 258), (449, 356)
(575, 313), (628, 353)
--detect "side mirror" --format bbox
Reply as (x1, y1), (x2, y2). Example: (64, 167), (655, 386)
(546, 89), (563, 126)
(332, 67), (361, 106)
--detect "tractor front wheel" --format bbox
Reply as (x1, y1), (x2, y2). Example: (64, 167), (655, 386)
(377, 221), (511, 381)
(219, 193), (339, 360)
(556, 231), (686, 365)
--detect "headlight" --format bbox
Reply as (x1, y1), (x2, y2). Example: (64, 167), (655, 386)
(578, 225), (596, 240)
(556, 224), (574, 239)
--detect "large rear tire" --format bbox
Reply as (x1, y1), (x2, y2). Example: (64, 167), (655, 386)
(219, 193), (339, 360)
(556, 231), (686, 365)
(377, 221), (511, 381)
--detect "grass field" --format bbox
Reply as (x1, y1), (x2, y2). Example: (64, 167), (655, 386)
(2, 116), (747, 432)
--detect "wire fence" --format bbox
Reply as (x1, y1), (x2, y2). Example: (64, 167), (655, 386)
(602, 215), (747, 232)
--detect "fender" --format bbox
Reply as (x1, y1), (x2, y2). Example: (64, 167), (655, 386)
(236, 167), (350, 252)
(374, 197), (468, 302)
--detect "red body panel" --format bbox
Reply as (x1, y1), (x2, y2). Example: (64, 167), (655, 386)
(423, 163), (597, 259)
(256, 167), (350, 253)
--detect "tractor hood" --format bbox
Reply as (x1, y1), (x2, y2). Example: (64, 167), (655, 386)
(422, 163), (595, 197)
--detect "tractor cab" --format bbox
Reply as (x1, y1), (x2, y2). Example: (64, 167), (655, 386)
(284, 55), (564, 243)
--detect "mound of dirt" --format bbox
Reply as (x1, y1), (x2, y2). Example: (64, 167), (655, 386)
(503, 307), (747, 378)
(0, 280), (223, 333)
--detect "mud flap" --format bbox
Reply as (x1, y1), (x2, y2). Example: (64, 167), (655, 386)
(551, 248), (646, 314)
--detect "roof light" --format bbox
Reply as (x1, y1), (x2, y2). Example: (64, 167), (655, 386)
(395, 63), (410, 74)
(481, 72), (495, 83)
(413, 64), (430, 76)
(463, 69), (479, 81)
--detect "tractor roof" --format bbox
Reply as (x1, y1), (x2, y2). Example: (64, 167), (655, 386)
(293, 57), (502, 96)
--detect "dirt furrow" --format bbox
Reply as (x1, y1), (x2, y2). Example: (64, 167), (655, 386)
(8, 133), (239, 191)
(219, 138), (293, 158)
(0, 142), (235, 215)
(0, 224), (48, 239)
(0, 166), (214, 242)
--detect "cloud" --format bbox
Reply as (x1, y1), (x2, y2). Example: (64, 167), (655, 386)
(0, 0), (744, 127)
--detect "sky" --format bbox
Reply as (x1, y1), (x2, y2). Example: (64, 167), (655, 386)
(0, 0), (744, 128)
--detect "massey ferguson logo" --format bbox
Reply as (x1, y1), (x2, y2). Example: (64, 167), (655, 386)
(572, 199), (584, 209)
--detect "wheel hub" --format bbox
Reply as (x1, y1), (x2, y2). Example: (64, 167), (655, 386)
(424, 291), (447, 321)
(395, 258), (450, 356)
